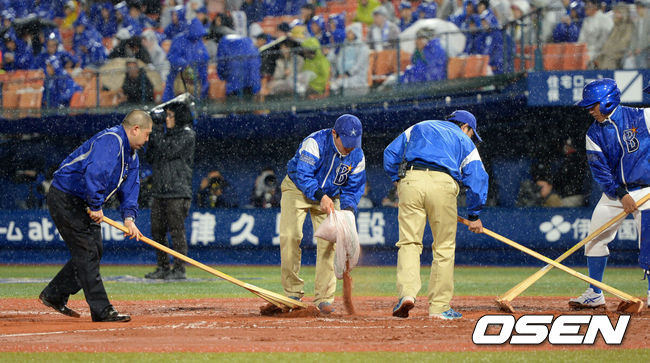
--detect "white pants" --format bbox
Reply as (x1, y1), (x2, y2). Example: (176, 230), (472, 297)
(585, 187), (650, 256)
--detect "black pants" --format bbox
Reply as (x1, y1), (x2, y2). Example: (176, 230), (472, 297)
(150, 198), (191, 271)
(42, 186), (111, 319)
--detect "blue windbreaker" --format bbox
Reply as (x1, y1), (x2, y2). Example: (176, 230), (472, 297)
(163, 19), (209, 101)
(51, 125), (140, 220)
(286, 129), (366, 212)
(585, 106), (650, 199)
(384, 120), (488, 216)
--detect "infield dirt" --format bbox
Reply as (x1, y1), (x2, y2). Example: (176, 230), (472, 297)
(1, 296), (648, 352)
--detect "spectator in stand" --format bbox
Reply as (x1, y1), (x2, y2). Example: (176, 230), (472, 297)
(195, 6), (211, 33)
(355, 0), (381, 26)
(399, 1), (417, 31)
(249, 167), (281, 208)
(42, 56), (82, 108)
(378, 0), (398, 22)
(95, 2), (118, 38)
(460, 0), (481, 54)
(185, 0), (206, 22)
(299, 3), (316, 31)
(142, 29), (170, 82)
(299, 37), (331, 96)
(114, 1), (130, 30)
(516, 166), (563, 208)
(164, 19), (210, 101)
(217, 33), (261, 97)
(510, 0), (534, 45)
(593, 3), (634, 69)
(476, 8), (511, 74)
(75, 33), (108, 68)
(1, 9), (15, 31)
(1, 29), (33, 71)
(400, 27), (447, 84)
(368, 6), (400, 51)
(73, 13), (103, 52)
(164, 5), (187, 41)
(624, 0), (649, 69)
(142, 0), (163, 19)
(554, 137), (588, 207)
(269, 41), (304, 95)
(448, 0), (467, 27)
(309, 15), (331, 54)
(331, 23), (369, 96)
(61, 0), (80, 29)
(128, 2), (157, 30)
(277, 21), (292, 38)
(120, 59), (154, 104)
(197, 170), (238, 208)
(109, 33), (152, 64)
(552, 0), (585, 43)
(434, 0), (455, 21)
(33, 31), (80, 71)
(264, 0), (287, 16)
(578, 0), (613, 64)
(415, 1), (438, 20)
(208, 9), (236, 42)
(326, 13), (347, 61)
(242, 0), (265, 25)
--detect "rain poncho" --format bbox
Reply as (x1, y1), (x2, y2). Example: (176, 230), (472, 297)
(33, 33), (79, 70)
(142, 29), (170, 82)
(94, 2), (118, 38)
(217, 34), (261, 95)
(76, 32), (108, 68)
(42, 56), (82, 108)
(1, 29), (34, 71)
(164, 5), (187, 41)
(578, 8), (614, 61)
(401, 37), (447, 83)
(73, 13), (103, 52)
(301, 37), (330, 94)
(242, 0), (265, 25)
(163, 19), (210, 101)
(475, 10), (512, 74)
(354, 0), (381, 25)
(332, 23), (369, 95)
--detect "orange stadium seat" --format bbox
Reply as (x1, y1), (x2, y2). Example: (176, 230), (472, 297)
(18, 90), (43, 109)
(69, 91), (86, 108)
(99, 90), (122, 107)
(542, 43), (565, 71)
(2, 87), (20, 109)
(447, 57), (465, 80)
(514, 45), (537, 71)
(562, 42), (589, 70)
(208, 79), (226, 100)
(463, 55), (489, 78)
(60, 28), (74, 52)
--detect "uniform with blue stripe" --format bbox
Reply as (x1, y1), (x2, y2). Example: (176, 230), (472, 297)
(52, 124), (140, 220)
(286, 129), (366, 212)
(569, 78), (650, 310)
(384, 120), (488, 217)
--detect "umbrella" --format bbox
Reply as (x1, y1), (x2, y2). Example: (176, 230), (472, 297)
(399, 19), (466, 57)
(98, 58), (163, 92)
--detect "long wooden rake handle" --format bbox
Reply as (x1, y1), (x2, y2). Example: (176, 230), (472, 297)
(498, 193), (650, 305)
(102, 216), (307, 310)
(457, 217), (643, 305)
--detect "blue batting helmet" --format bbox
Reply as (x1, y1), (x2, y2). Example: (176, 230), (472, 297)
(575, 78), (620, 115)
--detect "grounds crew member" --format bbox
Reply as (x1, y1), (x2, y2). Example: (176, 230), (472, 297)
(39, 110), (152, 322)
(266, 114), (366, 315)
(570, 78), (650, 309)
(384, 110), (488, 319)
(144, 100), (196, 280)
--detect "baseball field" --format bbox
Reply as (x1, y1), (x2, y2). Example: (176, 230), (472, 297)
(1, 264), (649, 361)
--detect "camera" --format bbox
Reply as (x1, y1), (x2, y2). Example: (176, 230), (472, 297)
(149, 93), (197, 127)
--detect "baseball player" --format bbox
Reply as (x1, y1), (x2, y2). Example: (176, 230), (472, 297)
(384, 110), (488, 319)
(269, 114), (366, 315)
(570, 78), (650, 308)
(39, 110), (152, 322)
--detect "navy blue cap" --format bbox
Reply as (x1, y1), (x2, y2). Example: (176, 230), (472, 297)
(334, 114), (362, 149)
(447, 110), (482, 142)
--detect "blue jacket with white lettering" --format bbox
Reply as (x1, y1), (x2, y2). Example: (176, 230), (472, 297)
(383, 120), (488, 217)
(585, 106), (650, 199)
(51, 125), (140, 219)
(286, 129), (366, 212)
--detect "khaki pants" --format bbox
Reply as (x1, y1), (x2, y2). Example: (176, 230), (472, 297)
(396, 170), (459, 314)
(279, 176), (340, 305)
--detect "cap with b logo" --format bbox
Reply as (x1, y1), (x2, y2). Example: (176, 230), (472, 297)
(334, 114), (362, 149)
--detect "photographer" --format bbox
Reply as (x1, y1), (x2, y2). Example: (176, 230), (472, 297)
(144, 96), (196, 280)
(249, 167), (281, 208)
(197, 170), (237, 208)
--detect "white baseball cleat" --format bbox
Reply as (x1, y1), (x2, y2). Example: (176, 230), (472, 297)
(569, 288), (606, 309)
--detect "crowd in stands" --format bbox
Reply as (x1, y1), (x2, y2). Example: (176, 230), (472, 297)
(0, 0), (647, 109)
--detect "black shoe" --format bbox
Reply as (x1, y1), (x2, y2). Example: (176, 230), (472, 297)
(39, 291), (80, 318)
(165, 268), (186, 280)
(144, 267), (170, 279)
(92, 306), (131, 322)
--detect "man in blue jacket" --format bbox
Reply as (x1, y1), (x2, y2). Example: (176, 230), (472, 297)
(570, 78), (650, 309)
(264, 114), (366, 315)
(39, 110), (153, 322)
(384, 110), (488, 319)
